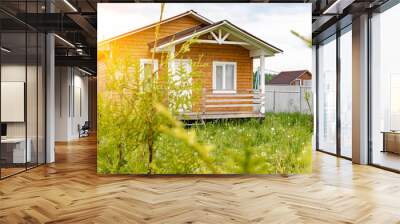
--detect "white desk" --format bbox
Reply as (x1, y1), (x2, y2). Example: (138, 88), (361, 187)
(1, 138), (31, 163)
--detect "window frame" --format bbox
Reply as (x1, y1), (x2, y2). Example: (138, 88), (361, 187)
(174, 59), (192, 71)
(212, 61), (237, 94)
(139, 59), (158, 79)
(173, 59), (192, 77)
(293, 79), (302, 86)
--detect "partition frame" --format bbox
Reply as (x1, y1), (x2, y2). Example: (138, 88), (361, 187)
(315, 0), (400, 173)
(367, 1), (400, 173)
(315, 23), (353, 161)
(0, 0), (48, 180)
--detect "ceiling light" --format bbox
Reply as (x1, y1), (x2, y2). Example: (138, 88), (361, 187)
(63, 0), (78, 12)
(1, 47), (11, 53)
(76, 48), (85, 55)
(54, 34), (75, 48)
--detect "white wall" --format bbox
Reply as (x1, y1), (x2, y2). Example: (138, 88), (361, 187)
(71, 72), (89, 138)
(55, 67), (69, 141)
(1, 65), (32, 138)
(1, 65), (26, 137)
(55, 67), (89, 141)
(1, 63), (46, 164)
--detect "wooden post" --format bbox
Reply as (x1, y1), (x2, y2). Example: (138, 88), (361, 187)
(259, 55), (265, 114)
(168, 45), (175, 75)
(168, 45), (175, 111)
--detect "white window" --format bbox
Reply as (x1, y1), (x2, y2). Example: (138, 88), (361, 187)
(173, 59), (192, 79)
(140, 59), (158, 79)
(293, 79), (302, 86)
(172, 59), (192, 112)
(212, 61), (237, 93)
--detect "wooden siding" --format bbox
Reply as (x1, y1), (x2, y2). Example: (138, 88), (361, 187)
(178, 43), (253, 112)
(98, 15), (204, 92)
(98, 14), (255, 113)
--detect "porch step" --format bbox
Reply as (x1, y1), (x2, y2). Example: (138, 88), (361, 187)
(206, 99), (262, 103)
(206, 94), (262, 98)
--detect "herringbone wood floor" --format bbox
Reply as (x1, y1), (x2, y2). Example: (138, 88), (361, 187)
(1, 135), (400, 224)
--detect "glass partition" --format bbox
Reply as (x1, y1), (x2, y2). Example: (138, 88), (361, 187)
(1, 31), (28, 177)
(0, 2), (46, 179)
(371, 4), (400, 171)
(317, 35), (337, 154)
(27, 31), (38, 169)
(38, 32), (46, 165)
(339, 27), (352, 158)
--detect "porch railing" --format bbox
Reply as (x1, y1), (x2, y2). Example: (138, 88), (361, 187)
(201, 88), (264, 114)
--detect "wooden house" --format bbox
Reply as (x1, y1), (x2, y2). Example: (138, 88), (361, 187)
(269, 70), (312, 86)
(98, 10), (282, 120)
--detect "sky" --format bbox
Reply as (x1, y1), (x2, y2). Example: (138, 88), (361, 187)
(98, 3), (312, 73)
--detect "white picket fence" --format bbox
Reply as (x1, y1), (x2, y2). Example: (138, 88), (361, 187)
(265, 85), (313, 114)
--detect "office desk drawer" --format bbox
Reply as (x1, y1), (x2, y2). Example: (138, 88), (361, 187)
(383, 132), (400, 154)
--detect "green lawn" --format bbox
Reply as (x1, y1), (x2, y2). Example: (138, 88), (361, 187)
(152, 113), (313, 174)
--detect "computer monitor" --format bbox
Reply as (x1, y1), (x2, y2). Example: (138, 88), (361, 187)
(1, 123), (7, 137)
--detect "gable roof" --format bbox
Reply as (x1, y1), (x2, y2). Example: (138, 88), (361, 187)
(99, 10), (213, 45)
(150, 20), (283, 55)
(269, 70), (311, 85)
(99, 10), (283, 56)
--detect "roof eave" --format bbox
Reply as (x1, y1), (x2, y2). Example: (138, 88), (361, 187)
(98, 10), (213, 46)
(152, 21), (283, 56)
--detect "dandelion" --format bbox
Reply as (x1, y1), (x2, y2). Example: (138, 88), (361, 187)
(261, 152), (266, 156)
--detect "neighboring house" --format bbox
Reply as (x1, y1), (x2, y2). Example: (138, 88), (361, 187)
(98, 10), (282, 119)
(268, 70), (312, 86)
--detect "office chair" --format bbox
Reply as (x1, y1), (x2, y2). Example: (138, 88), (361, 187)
(79, 121), (90, 138)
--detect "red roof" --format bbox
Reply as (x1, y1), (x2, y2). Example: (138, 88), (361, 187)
(268, 70), (311, 85)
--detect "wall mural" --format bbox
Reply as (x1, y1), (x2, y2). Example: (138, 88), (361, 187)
(97, 3), (313, 174)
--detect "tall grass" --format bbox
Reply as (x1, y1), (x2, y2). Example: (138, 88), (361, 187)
(153, 113), (313, 174)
